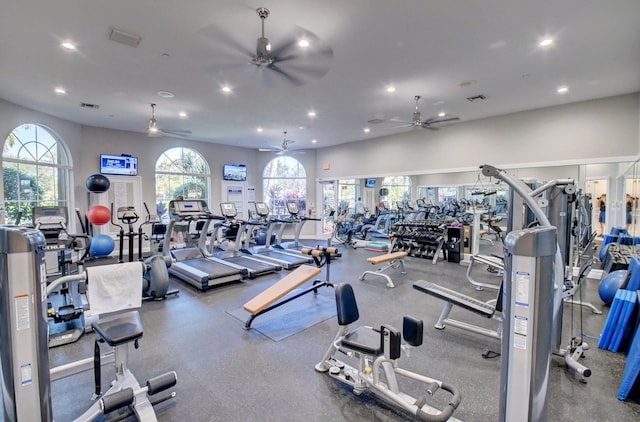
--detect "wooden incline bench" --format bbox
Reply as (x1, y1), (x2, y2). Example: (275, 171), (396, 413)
(359, 251), (408, 288)
(243, 264), (326, 329)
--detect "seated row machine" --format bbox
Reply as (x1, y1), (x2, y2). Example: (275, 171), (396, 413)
(315, 283), (461, 421)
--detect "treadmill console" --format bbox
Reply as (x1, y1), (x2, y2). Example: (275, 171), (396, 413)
(254, 202), (270, 217)
(169, 199), (212, 219)
(286, 202), (299, 216)
(220, 202), (238, 218)
(33, 206), (69, 249)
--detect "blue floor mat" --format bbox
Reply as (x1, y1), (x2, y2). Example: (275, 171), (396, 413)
(226, 288), (336, 342)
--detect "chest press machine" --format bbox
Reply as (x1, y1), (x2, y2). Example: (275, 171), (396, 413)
(0, 226), (177, 421)
(315, 283), (462, 421)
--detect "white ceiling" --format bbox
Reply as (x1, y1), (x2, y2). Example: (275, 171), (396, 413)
(1, 0), (638, 151)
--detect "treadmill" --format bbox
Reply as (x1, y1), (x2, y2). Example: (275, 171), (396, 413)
(214, 202), (282, 279)
(250, 202), (314, 270)
(274, 201), (320, 253)
(162, 199), (246, 290)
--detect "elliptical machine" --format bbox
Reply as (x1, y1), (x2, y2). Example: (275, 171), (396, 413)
(111, 203), (177, 300)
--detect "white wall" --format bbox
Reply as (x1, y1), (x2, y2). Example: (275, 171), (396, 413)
(316, 93), (639, 179)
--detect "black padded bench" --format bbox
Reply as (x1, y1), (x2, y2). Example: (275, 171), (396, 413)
(413, 279), (503, 340)
(413, 281), (496, 317)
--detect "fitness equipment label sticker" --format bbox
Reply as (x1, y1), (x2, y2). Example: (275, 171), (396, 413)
(514, 333), (527, 350)
(514, 272), (530, 307)
(514, 315), (528, 336)
(21, 363), (32, 385)
(14, 294), (31, 331)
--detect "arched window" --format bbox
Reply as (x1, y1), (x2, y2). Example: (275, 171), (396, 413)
(263, 156), (306, 216)
(382, 176), (412, 206)
(155, 147), (210, 218)
(2, 124), (72, 224)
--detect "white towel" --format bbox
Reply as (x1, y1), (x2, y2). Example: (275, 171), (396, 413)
(86, 262), (143, 317)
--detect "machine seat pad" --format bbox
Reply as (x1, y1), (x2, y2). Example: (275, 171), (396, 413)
(92, 310), (144, 347)
(367, 251), (408, 265)
(341, 326), (383, 356)
(413, 280), (495, 318)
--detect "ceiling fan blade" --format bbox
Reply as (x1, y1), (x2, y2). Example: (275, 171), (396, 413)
(268, 63), (304, 86)
(197, 24), (253, 58)
(368, 118), (388, 124)
(385, 124), (414, 129)
(270, 38), (299, 59)
(425, 116), (460, 125)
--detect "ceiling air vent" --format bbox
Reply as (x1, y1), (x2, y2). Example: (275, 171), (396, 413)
(109, 28), (142, 47)
(466, 94), (487, 102)
(80, 102), (100, 109)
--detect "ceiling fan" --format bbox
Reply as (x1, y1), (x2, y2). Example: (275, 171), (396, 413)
(368, 96), (460, 130)
(147, 103), (192, 137)
(259, 131), (297, 154)
(202, 7), (333, 86)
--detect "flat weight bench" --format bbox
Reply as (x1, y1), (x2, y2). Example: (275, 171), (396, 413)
(360, 251), (408, 288)
(243, 265), (328, 329)
(413, 280), (503, 340)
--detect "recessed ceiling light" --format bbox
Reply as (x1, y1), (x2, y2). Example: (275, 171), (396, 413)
(539, 38), (554, 47)
(438, 112), (446, 117)
(556, 85), (569, 94)
(311, 139), (317, 144)
(54, 87), (66, 95)
(157, 90), (175, 98)
(298, 39), (310, 48)
(307, 111), (316, 118)
(221, 85), (232, 93)
(257, 127), (263, 132)
(60, 41), (76, 51)
(178, 111), (187, 118)
(386, 86), (396, 93)
(363, 128), (370, 133)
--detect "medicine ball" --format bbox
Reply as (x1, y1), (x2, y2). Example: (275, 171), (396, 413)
(86, 174), (111, 193)
(87, 205), (111, 225)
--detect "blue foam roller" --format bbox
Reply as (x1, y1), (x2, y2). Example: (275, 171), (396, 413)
(618, 292), (640, 400)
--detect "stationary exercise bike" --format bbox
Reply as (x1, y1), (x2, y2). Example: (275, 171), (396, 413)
(111, 203), (178, 300)
(316, 283), (461, 421)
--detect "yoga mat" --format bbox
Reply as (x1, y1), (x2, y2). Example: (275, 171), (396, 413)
(227, 288), (336, 342)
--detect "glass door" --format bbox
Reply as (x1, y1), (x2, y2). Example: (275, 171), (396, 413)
(321, 181), (336, 235)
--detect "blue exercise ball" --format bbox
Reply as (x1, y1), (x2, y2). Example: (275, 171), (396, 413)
(598, 270), (629, 305)
(86, 174), (111, 193)
(90, 234), (115, 257)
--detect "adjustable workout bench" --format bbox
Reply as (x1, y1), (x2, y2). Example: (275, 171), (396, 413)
(413, 279), (503, 340)
(359, 250), (408, 288)
(243, 264), (331, 329)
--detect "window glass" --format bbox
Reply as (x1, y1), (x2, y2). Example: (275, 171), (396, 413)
(155, 147), (210, 218)
(2, 124), (71, 224)
(263, 156), (307, 216)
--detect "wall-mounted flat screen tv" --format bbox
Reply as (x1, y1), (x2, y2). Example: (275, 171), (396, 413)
(223, 164), (247, 181)
(365, 178), (376, 188)
(100, 154), (138, 176)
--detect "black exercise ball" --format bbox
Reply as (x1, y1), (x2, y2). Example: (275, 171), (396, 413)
(86, 174), (111, 193)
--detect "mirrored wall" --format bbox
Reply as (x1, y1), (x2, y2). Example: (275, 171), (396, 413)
(319, 161), (637, 238)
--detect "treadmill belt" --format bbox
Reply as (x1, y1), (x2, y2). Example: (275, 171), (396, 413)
(188, 258), (241, 277)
